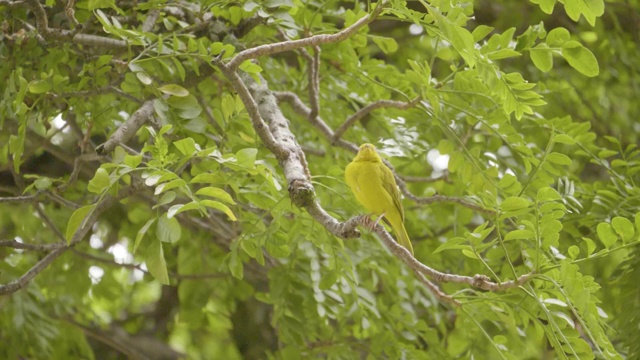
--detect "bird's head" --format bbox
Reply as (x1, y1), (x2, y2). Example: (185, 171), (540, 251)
(354, 143), (382, 162)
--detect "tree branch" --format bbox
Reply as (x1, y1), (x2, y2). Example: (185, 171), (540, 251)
(23, 0), (129, 48)
(215, 63), (287, 158)
(358, 216), (533, 292)
(307, 47), (321, 121)
(0, 239), (66, 251)
(226, 1), (387, 70)
(332, 97), (420, 143)
(274, 90), (493, 214)
(96, 100), (155, 155)
(220, 66), (527, 303)
(0, 186), (139, 295)
(0, 194), (38, 203)
(274, 91), (356, 151)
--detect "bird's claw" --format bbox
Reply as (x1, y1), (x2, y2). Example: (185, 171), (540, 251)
(373, 212), (386, 228)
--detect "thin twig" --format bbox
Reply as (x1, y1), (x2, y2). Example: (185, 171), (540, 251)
(24, 0), (129, 47)
(402, 174), (450, 183)
(274, 91), (355, 151)
(0, 194), (38, 203)
(358, 216), (533, 291)
(0, 240), (66, 251)
(332, 97), (420, 143)
(226, 0), (387, 69)
(35, 205), (66, 242)
(64, 0), (79, 27)
(0, 185), (139, 295)
(412, 268), (460, 306)
(308, 46), (321, 121)
(72, 249), (226, 280)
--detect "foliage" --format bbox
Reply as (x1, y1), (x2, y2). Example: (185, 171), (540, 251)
(0, 0), (638, 358)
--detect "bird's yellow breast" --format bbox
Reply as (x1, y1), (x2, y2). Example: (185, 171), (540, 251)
(345, 160), (396, 217)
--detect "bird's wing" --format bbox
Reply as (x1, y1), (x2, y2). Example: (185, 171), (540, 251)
(379, 163), (404, 222)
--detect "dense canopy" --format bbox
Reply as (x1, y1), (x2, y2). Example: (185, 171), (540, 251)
(1, 0), (639, 358)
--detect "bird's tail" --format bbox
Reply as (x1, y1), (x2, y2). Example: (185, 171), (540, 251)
(392, 223), (414, 255)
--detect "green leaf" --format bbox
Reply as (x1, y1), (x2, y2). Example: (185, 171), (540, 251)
(582, 237), (596, 256)
(146, 238), (170, 285)
(66, 205), (95, 244)
(201, 200), (238, 221)
(190, 173), (219, 184)
(504, 229), (534, 241)
(210, 42), (224, 55)
(154, 192), (175, 211)
(266, 239), (291, 258)
(136, 72), (153, 85)
(157, 213), (181, 243)
(568, 245), (579, 259)
(596, 223), (617, 249)
(228, 251), (243, 279)
(546, 27), (570, 47)
(174, 137), (197, 155)
(561, 41), (599, 77)
(34, 177), (53, 190)
(88, 168), (111, 193)
(547, 152), (572, 166)
(124, 154), (142, 168)
(501, 197), (531, 212)
(370, 35), (398, 54)
(158, 84), (189, 97)
(531, 0), (557, 14)
(433, 237), (467, 253)
(488, 48), (521, 60)
(237, 148), (258, 169)
(167, 202), (202, 218)
(537, 187), (562, 202)
(134, 218), (156, 253)
(28, 80), (51, 94)
(239, 61), (263, 74)
(461, 249), (479, 260)
(196, 187), (236, 205)
(167, 95), (202, 119)
(530, 43), (553, 72)
(471, 25), (494, 42)
(563, 0), (604, 26)
(319, 271), (339, 290)
(154, 178), (187, 195)
(553, 134), (575, 145)
(611, 217), (634, 242)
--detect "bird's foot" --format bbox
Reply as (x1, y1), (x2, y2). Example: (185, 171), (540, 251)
(369, 212), (385, 230)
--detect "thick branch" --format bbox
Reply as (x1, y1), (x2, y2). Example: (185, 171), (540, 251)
(141, 9), (160, 32)
(226, 1), (387, 69)
(97, 100), (155, 155)
(215, 63), (286, 157)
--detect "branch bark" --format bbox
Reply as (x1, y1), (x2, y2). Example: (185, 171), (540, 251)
(226, 1), (387, 69)
(97, 100), (155, 155)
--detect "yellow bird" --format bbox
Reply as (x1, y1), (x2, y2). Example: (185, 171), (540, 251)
(345, 143), (414, 255)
